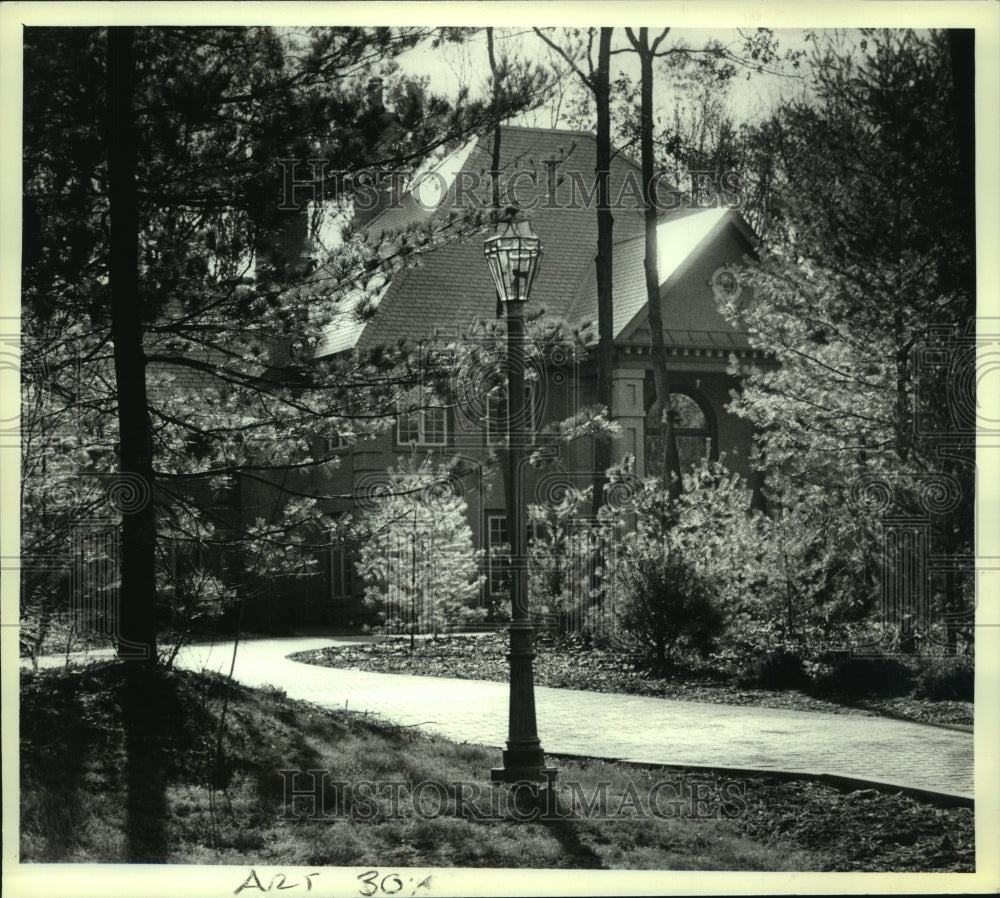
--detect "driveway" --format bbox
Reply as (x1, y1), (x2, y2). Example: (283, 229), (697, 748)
(163, 637), (975, 802)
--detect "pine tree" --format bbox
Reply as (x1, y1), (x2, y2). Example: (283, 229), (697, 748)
(22, 25), (541, 663)
(353, 457), (484, 637)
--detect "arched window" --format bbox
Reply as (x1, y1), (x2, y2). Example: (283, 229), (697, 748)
(644, 391), (715, 482)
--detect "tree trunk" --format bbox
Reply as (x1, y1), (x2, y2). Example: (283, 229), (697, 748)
(893, 304), (911, 464)
(487, 28), (502, 210)
(636, 28), (683, 499)
(107, 26), (157, 664)
(591, 27), (615, 517)
(946, 29), (975, 258)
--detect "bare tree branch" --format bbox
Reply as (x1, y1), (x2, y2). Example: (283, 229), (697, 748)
(533, 27), (593, 90)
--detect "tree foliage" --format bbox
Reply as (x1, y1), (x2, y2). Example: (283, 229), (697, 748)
(353, 457), (484, 635)
(21, 25), (544, 658)
(724, 29), (975, 652)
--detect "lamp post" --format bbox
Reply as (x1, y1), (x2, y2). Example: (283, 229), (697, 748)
(484, 206), (555, 789)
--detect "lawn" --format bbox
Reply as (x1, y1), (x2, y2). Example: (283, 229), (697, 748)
(19, 661), (973, 871)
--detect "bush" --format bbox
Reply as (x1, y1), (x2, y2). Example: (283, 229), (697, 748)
(814, 654), (914, 697)
(914, 655), (974, 701)
(616, 554), (725, 669)
(355, 459), (484, 635)
(741, 649), (808, 690)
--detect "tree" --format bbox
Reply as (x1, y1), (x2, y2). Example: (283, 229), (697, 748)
(354, 457), (484, 637)
(530, 28), (802, 510)
(602, 462), (730, 667)
(605, 30), (805, 226)
(617, 551), (725, 668)
(597, 457), (871, 672)
(725, 30), (975, 652)
(106, 27), (156, 661)
(624, 27), (685, 498)
(533, 27), (616, 518)
(22, 25), (545, 664)
(19, 318), (115, 664)
(615, 30), (806, 482)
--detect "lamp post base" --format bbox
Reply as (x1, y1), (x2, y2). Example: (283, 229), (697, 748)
(490, 739), (558, 788)
(490, 768), (559, 784)
(492, 626), (555, 786)
(490, 748), (556, 786)
(490, 764), (559, 820)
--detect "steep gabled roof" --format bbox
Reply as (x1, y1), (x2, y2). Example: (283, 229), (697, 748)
(615, 208), (741, 333)
(316, 125), (754, 358)
(566, 207), (755, 349)
(320, 126), (649, 355)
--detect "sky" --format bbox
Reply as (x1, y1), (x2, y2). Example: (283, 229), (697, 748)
(392, 27), (827, 132)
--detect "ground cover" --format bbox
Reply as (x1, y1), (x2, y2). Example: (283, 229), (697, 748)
(290, 632), (973, 729)
(19, 660), (973, 872)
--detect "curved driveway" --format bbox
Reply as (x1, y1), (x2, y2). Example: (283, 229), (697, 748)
(170, 637), (973, 802)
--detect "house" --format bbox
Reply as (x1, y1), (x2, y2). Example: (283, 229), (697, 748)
(256, 126), (768, 625)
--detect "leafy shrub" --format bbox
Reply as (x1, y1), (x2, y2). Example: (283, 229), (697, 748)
(814, 654), (914, 697)
(616, 553), (725, 669)
(914, 655), (974, 701)
(601, 460), (877, 678)
(741, 649), (808, 690)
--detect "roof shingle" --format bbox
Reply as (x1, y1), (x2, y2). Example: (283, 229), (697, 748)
(317, 126), (753, 356)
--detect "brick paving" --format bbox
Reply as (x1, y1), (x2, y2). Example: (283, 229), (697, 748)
(160, 637), (973, 801)
(25, 637), (973, 800)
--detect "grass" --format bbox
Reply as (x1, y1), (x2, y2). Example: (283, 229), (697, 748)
(19, 661), (973, 871)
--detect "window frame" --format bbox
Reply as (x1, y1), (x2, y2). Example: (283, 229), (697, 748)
(643, 388), (717, 480)
(395, 389), (450, 448)
(321, 434), (351, 456)
(329, 542), (355, 601)
(486, 512), (511, 597)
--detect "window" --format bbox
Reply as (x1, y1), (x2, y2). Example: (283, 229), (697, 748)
(397, 411), (420, 445)
(644, 391), (714, 482)
(486, 382), (536, 445)
(397, 390), (448, 446)
(487, 513), (510, 596)
(421, 406), (447, 445)
(322, 434), (349, 454)
(626, 383), (637, 409)
(673, 394), (713, 474)
(330, 545), (354, 600)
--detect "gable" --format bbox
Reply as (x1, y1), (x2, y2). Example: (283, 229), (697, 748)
(616, 210), (755, 349)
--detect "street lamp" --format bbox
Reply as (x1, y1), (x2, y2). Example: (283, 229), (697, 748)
(484, 206), (555, 789)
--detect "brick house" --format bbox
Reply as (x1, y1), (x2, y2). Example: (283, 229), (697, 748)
(262, 126), (767, 625)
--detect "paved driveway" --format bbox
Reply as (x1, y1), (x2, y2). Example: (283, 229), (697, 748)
(165, 637), (974, 801)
